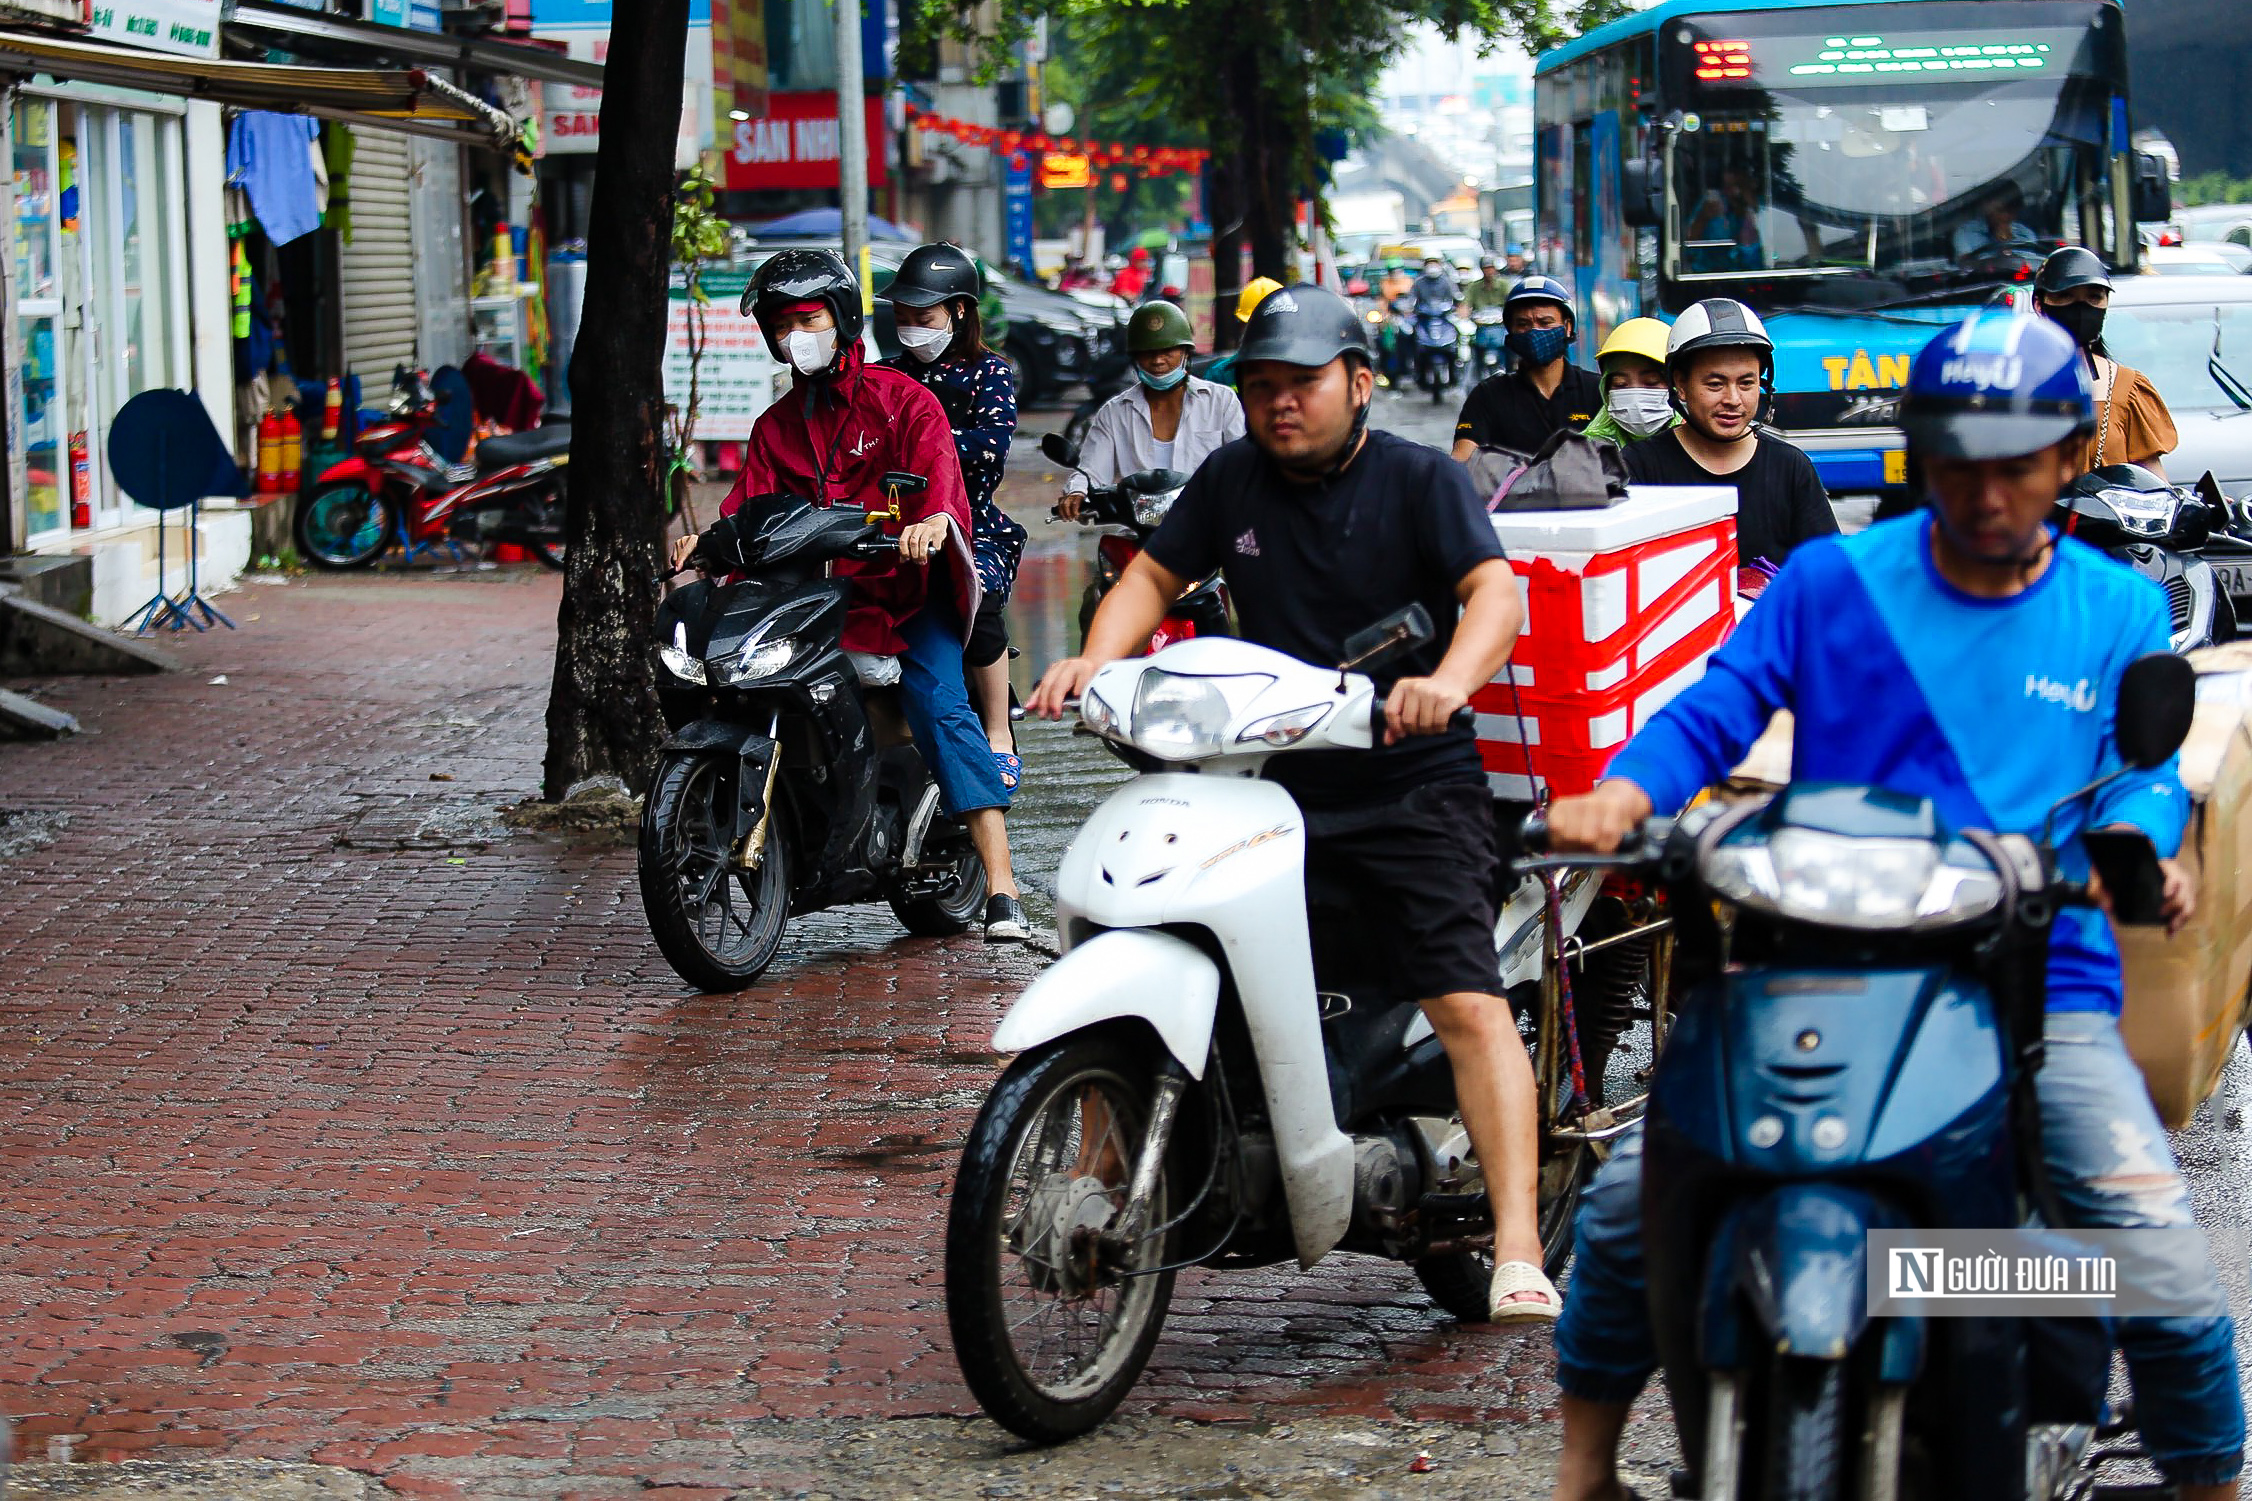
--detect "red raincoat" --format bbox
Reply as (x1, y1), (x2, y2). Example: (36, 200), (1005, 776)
(720, 345), (979, 657)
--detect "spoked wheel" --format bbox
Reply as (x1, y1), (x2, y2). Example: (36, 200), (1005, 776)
(295, 480), (395, 569)
(888, 822), (987, 937)
(530, 481), (568, 571)
(946, 1031), (1177, 1443)
(1411, 1131), (1591, 1321)
(637, 752), (791, 991)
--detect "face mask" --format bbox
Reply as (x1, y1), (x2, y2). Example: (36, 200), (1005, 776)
(897, 324), (950, 363)
(2044, 300), (2106, 351)
(1607, 387), (1674, 438)
(782, 327), (838, 375)
(1136, 363), (1188, 392)
(1506, 325), (1571, 367)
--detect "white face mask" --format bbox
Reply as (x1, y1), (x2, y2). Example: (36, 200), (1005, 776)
(782, 327), (838, 375)
(896, 324), (950, 363)
(1607, 386), (1674, 439)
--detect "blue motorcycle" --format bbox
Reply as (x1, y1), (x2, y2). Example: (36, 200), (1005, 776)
(1471, 307), (1509, 379)
(1519, 654), (2197, 1499)
(1413, 298), (1461, 404)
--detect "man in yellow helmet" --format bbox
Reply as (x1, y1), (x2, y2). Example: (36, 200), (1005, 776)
(1575, 317), (1677, 446)
(1234, 276), (1284, 324)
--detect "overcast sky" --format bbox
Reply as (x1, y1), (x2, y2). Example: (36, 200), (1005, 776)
(1380, 25), (1533, 99)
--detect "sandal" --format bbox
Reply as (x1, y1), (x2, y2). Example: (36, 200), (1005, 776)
(1489, 1259), (1563, 1323)
(994, 751), (1022, 792)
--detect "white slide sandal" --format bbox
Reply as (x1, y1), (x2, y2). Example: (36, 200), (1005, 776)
(1489, 1259), (1564, 1323)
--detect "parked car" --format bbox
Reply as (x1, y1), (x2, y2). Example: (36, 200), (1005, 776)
(2143, 244), (2247, 276)
(985, 269), (1120, 403)
(2174, 203), (2252, 250)
(2101, 275), (2252, 495)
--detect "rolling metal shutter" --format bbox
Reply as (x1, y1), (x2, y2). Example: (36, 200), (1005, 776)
(339, 126), (418, 392)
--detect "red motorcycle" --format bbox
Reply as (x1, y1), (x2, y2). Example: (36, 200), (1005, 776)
(1039, 432), (1231, 650)
(294, 369), (569, 571)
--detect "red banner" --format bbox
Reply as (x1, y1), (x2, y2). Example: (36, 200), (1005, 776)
(724, 92), (888, 191)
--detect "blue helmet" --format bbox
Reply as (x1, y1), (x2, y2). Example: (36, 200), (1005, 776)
(1505, 274), (1575, 332)
(1897, 310), (2094, 461)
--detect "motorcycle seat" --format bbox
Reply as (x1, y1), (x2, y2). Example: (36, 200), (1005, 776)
(477, 425), (572, 471)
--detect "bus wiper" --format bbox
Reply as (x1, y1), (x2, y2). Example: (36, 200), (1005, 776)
(2208, 318), (2252, 413)
(1760, 282), (2019, 324)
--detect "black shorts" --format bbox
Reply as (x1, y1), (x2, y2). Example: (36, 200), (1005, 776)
(964, 594), (1009, 669)
(1301, 779), (1502, 1000)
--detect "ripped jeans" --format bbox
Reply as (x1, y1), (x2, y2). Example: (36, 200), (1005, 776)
(1554, 1010), (2245, 1488)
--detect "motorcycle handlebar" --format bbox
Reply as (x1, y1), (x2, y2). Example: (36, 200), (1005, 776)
(1510, 812), (1659, 877)
(1365, 694), (1478, 735)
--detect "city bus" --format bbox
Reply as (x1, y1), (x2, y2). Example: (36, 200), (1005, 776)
(1532, 0), (2171, 501)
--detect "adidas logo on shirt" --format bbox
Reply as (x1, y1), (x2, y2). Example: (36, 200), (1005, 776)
(1234, 529), (1260, 557)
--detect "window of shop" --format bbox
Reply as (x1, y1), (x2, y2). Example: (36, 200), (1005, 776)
(11, 87), (193, 545)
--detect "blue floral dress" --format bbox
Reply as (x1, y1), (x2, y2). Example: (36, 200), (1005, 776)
(897, 350), (1027, 602)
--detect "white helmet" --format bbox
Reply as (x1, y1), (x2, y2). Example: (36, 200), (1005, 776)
(1666, 298), (1774, 384)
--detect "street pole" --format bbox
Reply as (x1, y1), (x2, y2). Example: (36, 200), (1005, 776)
(835, 0), (869, 293)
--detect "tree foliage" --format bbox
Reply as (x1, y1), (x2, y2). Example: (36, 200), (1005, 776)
(2176, 171), (2252, 210)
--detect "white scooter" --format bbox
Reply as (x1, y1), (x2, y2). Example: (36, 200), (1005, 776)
(945, 608), (1642, 1443)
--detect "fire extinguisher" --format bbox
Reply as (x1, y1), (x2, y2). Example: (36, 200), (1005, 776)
(255, 409), (284, 496)
(68, 431), (91, 529)
(278, 406), (303, 494)
(320, 378), (343, 442)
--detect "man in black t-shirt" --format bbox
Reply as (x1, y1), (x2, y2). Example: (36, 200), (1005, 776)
(1450, 274), (1603, 460)
(1622, 298), (1837, 575)
(1029, 284), (1561, 1322)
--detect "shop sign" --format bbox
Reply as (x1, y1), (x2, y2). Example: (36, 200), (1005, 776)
(723, 92), (887, 191)
(663, 265), (780, 441)
(533, 0), (714, 164)
(0, 0), (85, 24)
(1038, 152), (1091, 190)
(88, 0), (222, 58)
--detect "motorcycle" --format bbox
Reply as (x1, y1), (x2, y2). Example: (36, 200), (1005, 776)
(2058, 464), (2235, 651)
(638, 478), (988, 991)
(1513, 652), (2199, 1500)
(1040, 431), (1232, 652)
(945, 608), (1661, 1441)
(1414, 297), (1462, 402)
(295, 367), (569, 572)
(1470, 307), (1509, 379)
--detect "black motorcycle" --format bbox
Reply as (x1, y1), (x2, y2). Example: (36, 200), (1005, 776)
(1039, 431), (1231, 649)
(638, 480), (988, 990)
(2059, 464), (2235, 651)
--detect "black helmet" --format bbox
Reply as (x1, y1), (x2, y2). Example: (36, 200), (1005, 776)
(2034, 245), (2112, 298)
(1235, 283), (1370, 369)
(742, 247), (865, 362)
(885, 242), (981, 309)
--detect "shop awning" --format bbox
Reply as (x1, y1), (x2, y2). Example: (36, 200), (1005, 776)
(225, 1), (602, 92)
(0, 29), (524, 150)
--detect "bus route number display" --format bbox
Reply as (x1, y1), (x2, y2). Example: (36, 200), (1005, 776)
(1685, 27), (2090, 88)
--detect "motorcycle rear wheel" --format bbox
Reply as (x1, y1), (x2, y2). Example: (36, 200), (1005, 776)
(1412, 1137), (1591, 1321)
(296, 480), (394, 570)
(638, 753), (792, 991)
(888, 832), (987, 937)
(946, 1030), (1177, 1443)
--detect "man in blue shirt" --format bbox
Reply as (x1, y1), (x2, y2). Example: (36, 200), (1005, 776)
(1540, 310), (2244, 1501)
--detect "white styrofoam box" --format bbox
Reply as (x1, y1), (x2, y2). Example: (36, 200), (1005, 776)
(1488, 484), (1739, 560)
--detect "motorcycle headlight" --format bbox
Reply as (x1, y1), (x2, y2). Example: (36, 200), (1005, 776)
(1129, 671), (1272, 759)
(724, 637), (797, 684)
(2098, 487), (2175, 538)
(1237, 702), (1332, 747)
(659, 644), (708, 685)
(1701, 829), (2001, 930)
(1132, 488), (1181, 528)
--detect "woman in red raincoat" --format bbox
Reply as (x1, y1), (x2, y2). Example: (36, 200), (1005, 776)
(667, 249), (1025, 941)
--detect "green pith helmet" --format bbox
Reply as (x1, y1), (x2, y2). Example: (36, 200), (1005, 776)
(1385, 258), (1406, 271)
(1127, 300), (1195, 354)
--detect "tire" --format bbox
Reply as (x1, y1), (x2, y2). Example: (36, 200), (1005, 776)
(1412, 1135), (1591, 1320)
(637, 752), (792, 991)
(1000, 344), (1035, 403)
(889, 829), (987, 937)
(946, 1031), (1178, 1443)
(1761, 1357), (1849, 1501)
(1064, 400), (1100, 451)
(1078, 583), (1103, 648)
(295, 480), (394, 569)
(532, 477), (568, 571)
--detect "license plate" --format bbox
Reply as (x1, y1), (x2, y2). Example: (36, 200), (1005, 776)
(2216, 563), (2252, 600)
(1883, 449), (1907, 486)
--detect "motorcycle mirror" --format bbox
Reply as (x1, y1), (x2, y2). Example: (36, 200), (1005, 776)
(1338, 604), (1435, 674)
(2117, 653), (2196, 770)
(1040, 432), (1081, 468)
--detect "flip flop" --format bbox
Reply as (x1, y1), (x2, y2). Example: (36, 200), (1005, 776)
(1489, 1259), (1563, 1323)
(994, 751), (1022, 792)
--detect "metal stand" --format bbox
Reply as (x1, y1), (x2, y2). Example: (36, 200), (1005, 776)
(125, 430), (235, 635)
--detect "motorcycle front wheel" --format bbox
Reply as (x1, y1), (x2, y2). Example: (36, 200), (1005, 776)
(638, 753), (792, 990)
(946, 1030), (1177, 1443)
(295, 480), (395, 569)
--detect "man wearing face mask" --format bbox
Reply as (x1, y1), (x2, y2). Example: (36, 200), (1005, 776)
(1059, 300), (1243, 522)
(1573, 317), (1676, 447)
(667, 248), (1029, 942)
(1449, 275), (1603, 461)
(1621, 298), (1837, 573)
(2036, 245), (2178, 478)
(1029, 285), (1561, 1323)
(1412, 255), (1462, 314)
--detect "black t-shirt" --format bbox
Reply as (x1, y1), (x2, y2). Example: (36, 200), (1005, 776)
(1622, 428), (1839, 566)
(1454, 362), (1604, 456)
(1143, 428), (1506, 805)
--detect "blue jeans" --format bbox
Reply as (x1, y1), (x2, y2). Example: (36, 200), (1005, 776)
(1555, 1011), (2245, 1487)
(898, 604), (1010, 819)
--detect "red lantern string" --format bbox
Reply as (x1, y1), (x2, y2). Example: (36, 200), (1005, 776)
(902, 108), (1208, 175)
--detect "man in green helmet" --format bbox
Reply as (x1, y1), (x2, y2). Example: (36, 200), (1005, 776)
(1060, 299), (1244, 520)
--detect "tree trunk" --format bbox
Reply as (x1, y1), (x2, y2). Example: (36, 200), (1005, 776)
(1218, 39), (1297, 287)
(542, 0), (691, 801)
(1207, 150), (1246, 352)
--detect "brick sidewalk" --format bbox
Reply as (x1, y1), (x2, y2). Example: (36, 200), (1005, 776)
(0, 571), (1595, 1499)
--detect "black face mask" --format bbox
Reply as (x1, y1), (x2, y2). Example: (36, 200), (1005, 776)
(2045, 300), (2106, 351)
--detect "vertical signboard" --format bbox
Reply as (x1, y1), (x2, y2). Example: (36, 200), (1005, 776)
(1003, 153), (1035, 274)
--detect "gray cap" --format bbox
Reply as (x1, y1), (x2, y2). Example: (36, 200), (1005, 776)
(1235, 283), (1370, 369)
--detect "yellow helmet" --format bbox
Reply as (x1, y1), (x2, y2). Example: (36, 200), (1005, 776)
(1596, 316), (1672, 370)
(1235, 276), (1285, 323)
